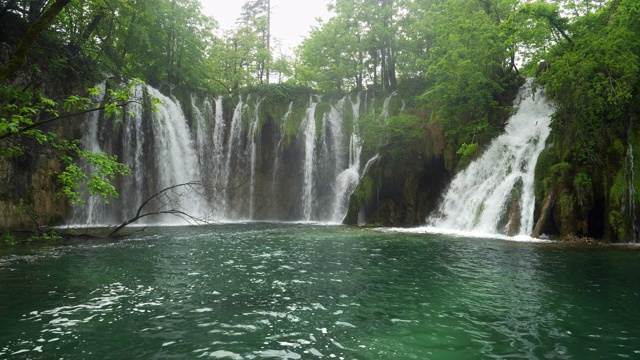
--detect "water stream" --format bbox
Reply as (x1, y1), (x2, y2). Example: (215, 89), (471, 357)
(428, 80), (554, 236)
(73, 87), (396, 225)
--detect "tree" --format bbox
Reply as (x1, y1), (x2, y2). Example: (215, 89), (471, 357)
(296, 0), (402, 92)
(0, 0), (73, 81)
(237, 0), (271, 84)
(0, 81), (157, 204)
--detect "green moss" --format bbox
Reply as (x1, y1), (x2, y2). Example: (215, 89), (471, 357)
(1, 231), (16, 246)
(389, 96), (404, 117)
(558, 193), (576, 235)
(534, 149), (558, 208)
(284, 101), (308, 138)
(353, 174), (374, 204)
(573, 172), (593, 211)
(341, 100), (355, 134)
(609, 169), (626, 208)
(609, 210), (624, 239)
(314, 101), (332, 138)
(543, 162), (572, 192)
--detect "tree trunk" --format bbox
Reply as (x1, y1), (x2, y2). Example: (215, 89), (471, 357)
(387, 47), (397, 90)
(0, 0), (73, 82)
(531, 189), (557, 238)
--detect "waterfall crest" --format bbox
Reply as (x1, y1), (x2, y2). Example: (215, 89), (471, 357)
(427, 80), (554, 237)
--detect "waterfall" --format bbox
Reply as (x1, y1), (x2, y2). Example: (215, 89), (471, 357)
(624, 124), (637, 242)
(73, 82), (107, 224)
(210, 96), (226, 215)
(192, 94), (209, 158)
(301, 96), (320, 221)
(73, 84), (395, 225)
(329, 93), (364, 223)
(145, 87), (207, 222)
(381, 92), (396, 118)
(121, 84), (147, 221)
(223, 96), (246, 217)
(272, 102), (292, 189)
(349, 92), (363, 169)
(427, 80), (554, 236)
(248, 100), (263, 218)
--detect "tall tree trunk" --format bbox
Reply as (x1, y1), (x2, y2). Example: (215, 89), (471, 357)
(28, 0), (47, 22)
(388, 47), (397, 90)
(0, 0), (73, 82)
(381, 48), (388, 91)
(266, 0), (270, 84)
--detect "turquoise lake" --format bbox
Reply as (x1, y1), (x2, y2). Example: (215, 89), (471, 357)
(1, 223), (639, 359)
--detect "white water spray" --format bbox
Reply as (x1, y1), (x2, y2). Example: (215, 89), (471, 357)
(329, 94), (364, 223)
(301, 96), (320, 221)
(428, 80), (554, 236)
(146, 87), (206, 221)
(249, 100), (263, 218)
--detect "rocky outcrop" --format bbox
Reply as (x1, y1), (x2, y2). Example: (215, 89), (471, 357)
(0, 148), (68, 228)
(344, 121), (451, 226)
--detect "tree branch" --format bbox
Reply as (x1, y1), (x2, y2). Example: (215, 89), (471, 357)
(108, 179), (251, 238)
(0, 100), (144, 141)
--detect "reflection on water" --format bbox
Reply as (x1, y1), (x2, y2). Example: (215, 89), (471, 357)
(1, 224), (639, 359)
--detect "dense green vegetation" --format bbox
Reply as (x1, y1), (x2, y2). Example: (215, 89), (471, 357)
(534, 0), (640, 240)
(0, 0), (638, 241)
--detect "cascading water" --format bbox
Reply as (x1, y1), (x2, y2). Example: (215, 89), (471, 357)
(223, 96), (246, 217)
(330, 93), (364, 223)
(381, 92), (396, 118)
(145, 87), (207, 222)
(73, 82), (107, 224)
(74, 84), (393, 225)
(427, 80), (554, 236)
(120, 84), (147, 220)
(248, 100), (263, 218)
(624, 123), (637, 242)
(209, 96), (226, 215)
(272, 102), (292, 189)
(301, 96), (320, 221)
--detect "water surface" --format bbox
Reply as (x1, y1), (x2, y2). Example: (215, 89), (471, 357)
(1, 224), (639, 359)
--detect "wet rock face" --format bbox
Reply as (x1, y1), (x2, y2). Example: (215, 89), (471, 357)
(0, 151), (67, 229)
(344, 153), (450, 227)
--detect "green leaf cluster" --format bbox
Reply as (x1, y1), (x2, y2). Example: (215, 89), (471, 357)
(1, 81), (141, 207)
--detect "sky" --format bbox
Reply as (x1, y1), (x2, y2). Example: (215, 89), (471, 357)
(199, 0), (333, 55)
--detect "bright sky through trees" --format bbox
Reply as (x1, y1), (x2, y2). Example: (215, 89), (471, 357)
(199, 0), (332, 52)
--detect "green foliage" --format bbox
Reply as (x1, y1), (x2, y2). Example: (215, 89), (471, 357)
(573, 172), (593, 188)
(538, 0), (640, 167)
(359, 112), (424, 163)
(558, 193), (577, 233)
(1, 232), (17, 246)
(27, 231), (62, 244)
(296, 0), (398, 92)
(609, 169), (626, 208)
(353, 173), (375, 205)
(456, 143), (478, 158)
(609, 210), (625, 239)
(573, 172), (594, 211)
(314, 101), (332, 136)
(56, 147), (131, 205)
(543, 162), (573, 192)
(533, 149), (559, 214)
(0, 81), (139, 206)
